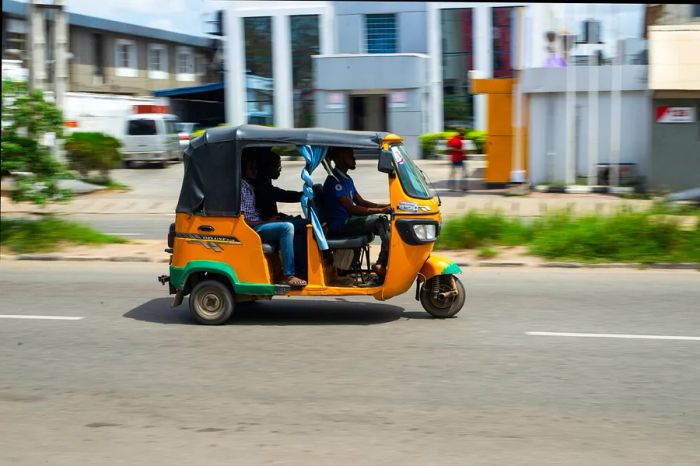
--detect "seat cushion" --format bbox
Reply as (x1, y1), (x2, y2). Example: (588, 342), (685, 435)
(326, 234), (373, 250)
(262, 243), (277, 254)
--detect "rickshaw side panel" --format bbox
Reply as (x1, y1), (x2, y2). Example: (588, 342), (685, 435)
(172, 212), (272, 285)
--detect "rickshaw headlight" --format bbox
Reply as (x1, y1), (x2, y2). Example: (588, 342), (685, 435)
(413, 224), (436, 241)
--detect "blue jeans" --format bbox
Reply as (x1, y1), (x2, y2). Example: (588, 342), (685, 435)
(254, 222), (296, 276)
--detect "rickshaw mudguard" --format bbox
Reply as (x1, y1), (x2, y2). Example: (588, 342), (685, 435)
(170, 260), (275, 296)
(419, 256), (462, 282)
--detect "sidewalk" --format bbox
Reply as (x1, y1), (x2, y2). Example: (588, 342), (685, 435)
(2, 241), (696, 270)
(1, 190), (653, 218)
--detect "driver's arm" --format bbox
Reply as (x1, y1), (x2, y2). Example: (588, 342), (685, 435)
(353, 191), (390, 209)
(339, 195), (390, 216)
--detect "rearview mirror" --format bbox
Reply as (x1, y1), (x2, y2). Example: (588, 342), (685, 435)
(378, 150), (394, 174)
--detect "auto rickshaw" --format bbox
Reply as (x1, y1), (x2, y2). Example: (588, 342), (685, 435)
(159, 125), (465, 324)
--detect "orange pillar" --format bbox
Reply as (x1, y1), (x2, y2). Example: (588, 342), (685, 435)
(471, 78), (528, 187)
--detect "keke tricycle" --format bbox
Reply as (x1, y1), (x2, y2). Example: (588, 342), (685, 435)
(159, 125), (465, 324)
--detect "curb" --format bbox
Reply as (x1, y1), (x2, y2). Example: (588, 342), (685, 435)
(534, 185), (636, 195)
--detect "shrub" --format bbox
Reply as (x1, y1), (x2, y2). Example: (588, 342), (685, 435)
(466, 129), (487, 153)
(419, 129), (487, 158)
(65, 132), (121, 178)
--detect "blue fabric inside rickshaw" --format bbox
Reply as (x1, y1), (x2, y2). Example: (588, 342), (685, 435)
(298, 145), (329, 250)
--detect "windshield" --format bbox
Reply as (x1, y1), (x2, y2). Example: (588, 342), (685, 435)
(390, 144), (433, 199)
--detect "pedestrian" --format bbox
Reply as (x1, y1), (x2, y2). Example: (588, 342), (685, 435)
(447, 127), (468, 192)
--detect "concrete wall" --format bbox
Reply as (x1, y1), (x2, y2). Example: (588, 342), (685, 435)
(527, 90), (652, 185)
(314, 54), (428, 154)
(649, 97), (700, 191)
(69, 27), (215, 96)
(522, 66), (652, 185)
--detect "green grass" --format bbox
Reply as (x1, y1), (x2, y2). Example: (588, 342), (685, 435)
(477, 246), (498, 259)
(436, 208), (700, 263)
(1, 216), (128, 253)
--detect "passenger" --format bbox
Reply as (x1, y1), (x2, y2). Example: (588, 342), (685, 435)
(251, 148), (308, 279)
(240, 155), (307, 287)
(322, 147), (392, 282)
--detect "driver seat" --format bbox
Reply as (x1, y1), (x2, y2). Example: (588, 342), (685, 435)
(310, 184), (374, 280)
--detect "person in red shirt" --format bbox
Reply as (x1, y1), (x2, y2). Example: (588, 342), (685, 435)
(447, 127), (468, 192)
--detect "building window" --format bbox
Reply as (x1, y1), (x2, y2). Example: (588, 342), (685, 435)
(365, 14), (397, 53)
(291, 15), (319, 128)
(441, 8), (474, 128)
(176, 46), (194, 81)
(115, 39), (137, 77)
(492, 7), (514, 78)
(148, 44), (168, 80)
(693, 4), (700, 17)
(244, 16), (273, 125)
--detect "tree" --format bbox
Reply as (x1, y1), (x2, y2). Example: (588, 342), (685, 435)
(1, 80), (70, 204)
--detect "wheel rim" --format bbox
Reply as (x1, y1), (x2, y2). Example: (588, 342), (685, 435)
(196, 288), (223, 317)
(428, 281), (457, 310)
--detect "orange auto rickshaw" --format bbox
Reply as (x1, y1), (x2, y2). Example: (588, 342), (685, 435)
(159, 125), (465, 324)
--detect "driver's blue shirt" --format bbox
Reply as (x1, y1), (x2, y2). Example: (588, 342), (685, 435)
(322, 168), (356, 232)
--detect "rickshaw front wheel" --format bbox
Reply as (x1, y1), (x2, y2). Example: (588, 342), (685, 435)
(189, 279), (235, 325)
(420, 275), (465, 319)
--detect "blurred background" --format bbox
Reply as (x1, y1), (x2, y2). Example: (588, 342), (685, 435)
(3, 1), (698, 193)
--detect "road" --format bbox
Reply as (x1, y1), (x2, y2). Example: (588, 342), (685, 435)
(1, 262), (699, 465)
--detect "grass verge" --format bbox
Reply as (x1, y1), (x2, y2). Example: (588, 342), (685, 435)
(436, 208), (700, 263)
(1, 216), (128, 253)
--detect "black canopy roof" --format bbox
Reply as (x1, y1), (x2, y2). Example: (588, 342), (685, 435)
(176, 125), (394, 217)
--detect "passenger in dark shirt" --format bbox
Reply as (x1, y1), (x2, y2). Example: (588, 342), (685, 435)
(249, 148), (308, 278)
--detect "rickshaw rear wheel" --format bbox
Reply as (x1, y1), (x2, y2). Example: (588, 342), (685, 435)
(420, 275), (465, 318)
(189, 279), (235, 325)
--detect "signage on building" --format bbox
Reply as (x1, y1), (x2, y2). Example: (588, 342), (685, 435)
(655, 106), (696, 123)
(389, 91), (408, 108)
(326, 92), (345, 110)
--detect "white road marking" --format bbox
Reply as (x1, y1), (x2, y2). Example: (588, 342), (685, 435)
(0, 315), (84, 321)
(527, 331), (700, 341)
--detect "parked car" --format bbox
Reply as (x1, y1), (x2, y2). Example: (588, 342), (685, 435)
(122, 113), (181, 168)
(176, 122), (203, 150)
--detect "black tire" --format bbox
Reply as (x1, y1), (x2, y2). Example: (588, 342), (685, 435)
(156, 160), (167, 169)
(189, 279), (234, 325)
(123, 161), (135, 169)
(420, 275), (466, 319)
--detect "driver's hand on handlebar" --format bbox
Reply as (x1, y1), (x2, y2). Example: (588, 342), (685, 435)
(381, 206), (393, 214)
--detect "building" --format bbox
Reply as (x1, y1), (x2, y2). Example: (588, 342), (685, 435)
(2, 0), (223, 138)
(2, 0), (220, 96)
(222, 1), (528, 154)
(647, 6), (700, 191)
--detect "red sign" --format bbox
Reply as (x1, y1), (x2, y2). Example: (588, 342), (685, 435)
(656, 106), (696, 123)
(133, 104), (169, 114)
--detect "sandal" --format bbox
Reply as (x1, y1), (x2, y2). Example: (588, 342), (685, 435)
(285, 275), (307, 287)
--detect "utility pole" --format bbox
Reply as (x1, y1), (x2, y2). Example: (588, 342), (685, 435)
(28, 0), (68, 110)
(29, 0), (47, 92)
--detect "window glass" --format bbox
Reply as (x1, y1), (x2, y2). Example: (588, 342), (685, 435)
(441, 8), (474, 128)
(291, 15), (319, 127)
(164, 120), (179, 134)
(244, 17), (274, 125)
(177, 47), (194, 74)
(127, 119), (157, 136)
(390, 144), (432, 200)
(366, 14), (397, 53)
(492, 7), (514, 78)
(149, 45), (167, 72)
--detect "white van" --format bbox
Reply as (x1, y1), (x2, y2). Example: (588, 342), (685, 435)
(122, 113), (182, 168)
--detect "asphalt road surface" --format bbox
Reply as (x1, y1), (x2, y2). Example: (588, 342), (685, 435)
(1, 262), (699, 465)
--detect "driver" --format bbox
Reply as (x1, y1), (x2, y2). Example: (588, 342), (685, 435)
(322, 147), (392, 282)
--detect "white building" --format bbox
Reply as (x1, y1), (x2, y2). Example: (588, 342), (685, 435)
(221, 1), (529, 154)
